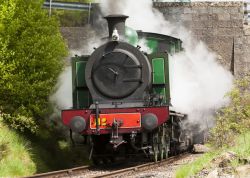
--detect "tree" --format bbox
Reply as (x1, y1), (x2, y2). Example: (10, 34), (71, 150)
(0, 0), (68, 132)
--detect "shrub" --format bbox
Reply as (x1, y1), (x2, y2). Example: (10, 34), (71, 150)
(210, 74), (250, 147)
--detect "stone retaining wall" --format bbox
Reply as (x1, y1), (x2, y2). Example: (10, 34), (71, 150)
(154, 1), (248, 76)
(61, 26), (90, 52)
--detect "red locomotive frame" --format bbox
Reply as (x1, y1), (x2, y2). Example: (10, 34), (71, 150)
(62, 106), (169, 134)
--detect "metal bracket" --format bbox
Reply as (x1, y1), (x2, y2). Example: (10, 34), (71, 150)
(95, 102), (100, 135)
(110, 119), (126, 149)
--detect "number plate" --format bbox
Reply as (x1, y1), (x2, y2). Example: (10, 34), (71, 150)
(90, 113), (141, 129)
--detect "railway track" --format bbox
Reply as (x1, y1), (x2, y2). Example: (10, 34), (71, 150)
(24, 153), (191, 178)
(95, 153), (190, 178)
(23, 165), (91, 178)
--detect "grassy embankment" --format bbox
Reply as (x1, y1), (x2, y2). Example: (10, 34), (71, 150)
(0, 119), (90, 177)
(175, 132), (250, 178)
(0, 121), (36, 177)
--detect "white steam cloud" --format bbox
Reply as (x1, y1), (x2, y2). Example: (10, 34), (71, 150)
(51, 0), (233, 131)
(50, 29), (105, 111)
(99, 0), (173, 34)
(170, 42), (233, 129)
(50, 66), (72, 110)
(100, 0), (233, 128)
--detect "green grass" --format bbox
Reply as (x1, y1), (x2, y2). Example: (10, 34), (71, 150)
(175, 132), (250, 178)
(175, 150), (220, 178)
(0, 119), (90, 176)
(24, 125), (90, 173)
(231, 133), (250, 158)
(0, 122), (36, 177)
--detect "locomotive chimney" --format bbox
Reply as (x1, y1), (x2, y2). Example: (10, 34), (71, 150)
(104, 14), (128, 39)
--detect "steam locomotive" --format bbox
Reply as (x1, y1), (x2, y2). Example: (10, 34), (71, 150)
(62, 15), (193, 164)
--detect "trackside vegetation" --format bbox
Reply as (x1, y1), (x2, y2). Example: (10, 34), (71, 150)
(0, 120), (36, 176)
(210, 75), (250, 147)
(49, 0), (93, 26)
(175, 75), (250, 178)
(175, 133), (250, 178)
(0, 1), (91, 176)
(0, 119), (90, 176)
(175, 150), (220, 178)
(0, 0), (68, 132)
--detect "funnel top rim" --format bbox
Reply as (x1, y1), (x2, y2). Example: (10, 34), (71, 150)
(104, 14), (129, 19)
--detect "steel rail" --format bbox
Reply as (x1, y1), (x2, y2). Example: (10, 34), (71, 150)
(23, 153), (191, 178)
(93, 153), (190, 178)
(23, 165), (91, 178)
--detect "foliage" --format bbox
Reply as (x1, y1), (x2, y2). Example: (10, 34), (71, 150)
(0, 0), (68, 132)
(0, 117), (89, 176)
(231, 132), (250, 158)
(210, 75), (250, 147)
(176, 75), (250, 177)
(0, 121), (36, 177)
(45, 0), (92, 26)
(25, 127), (90, 173)
(53, 9), (88, 27)
(175, 132), (250, 178)
(0, 112), (38, 133)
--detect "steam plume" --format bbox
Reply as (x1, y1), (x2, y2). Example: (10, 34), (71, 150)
(100, 0), (233, 129)
(51, 0), (233, 132)
(50, 66), (72, 110)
